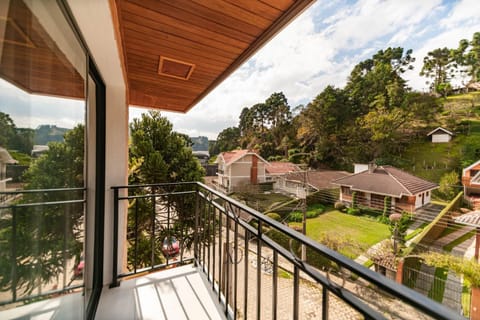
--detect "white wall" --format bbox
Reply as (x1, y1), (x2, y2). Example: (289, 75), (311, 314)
(67, 0), (128, 286)
(432, 134), (451, 143)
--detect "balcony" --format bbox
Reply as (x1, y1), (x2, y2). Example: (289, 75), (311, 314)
(104, 182), (461, 319)
(0, 183), (465, 319)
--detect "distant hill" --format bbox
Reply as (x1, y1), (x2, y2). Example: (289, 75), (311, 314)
(191, 136), (209, 151)
(34, 125), (69, 145)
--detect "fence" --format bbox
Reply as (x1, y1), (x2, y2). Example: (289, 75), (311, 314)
(110, 182), (464, 320)
(403, 265), (464, 316)
(0, 187), (86, 306)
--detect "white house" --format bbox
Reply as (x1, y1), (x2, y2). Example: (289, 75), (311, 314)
(0, 147), (17, 196)
(215, 150), (269, 193)
(427, 127), (453, 143)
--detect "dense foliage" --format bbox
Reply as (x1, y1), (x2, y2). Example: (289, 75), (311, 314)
(210, 32), (479, 174)
(0, 125), (85, 295)
(128, 111), (205, 267)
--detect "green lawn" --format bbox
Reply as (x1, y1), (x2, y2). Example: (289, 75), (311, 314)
(290, 209), (390, 258)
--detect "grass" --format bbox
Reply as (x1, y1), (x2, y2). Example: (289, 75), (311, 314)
(231, 192), (294, 212)
(290, 209), (390, 258)
(443, 230), (475, 252)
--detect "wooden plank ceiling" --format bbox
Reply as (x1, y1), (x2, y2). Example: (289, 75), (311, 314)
(114, 0), (314, 112)
(0, 0), (85, 99)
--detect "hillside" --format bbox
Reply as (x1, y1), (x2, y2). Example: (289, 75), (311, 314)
(34, 125), (69, 145)
(393, 92), (480, 183)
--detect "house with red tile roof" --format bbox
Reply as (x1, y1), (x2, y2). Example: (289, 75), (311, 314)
(215, 150), (301, 193)
(332, 164), (438, 214)
(215, 150), (269, 193)
(462, 160), (480, 208)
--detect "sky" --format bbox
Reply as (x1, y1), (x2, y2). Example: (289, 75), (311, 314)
(1, 0), (479, 139)
(131, 0), (480, 140)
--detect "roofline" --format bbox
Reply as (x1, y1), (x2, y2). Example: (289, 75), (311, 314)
(219, 150), (270, 167)
(332, 165), (439, 196)
(463, 159), (480, 176)
(183, 0), (315, 113)
(335, 184), (439, 198)
(383, 166), (413, 196)
(426, 127), (453, 137)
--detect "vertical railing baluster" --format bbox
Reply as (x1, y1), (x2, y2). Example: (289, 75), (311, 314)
(207, 194), (212, 280)
(194, 185), (200, 266)
(150, 194), (155, 269)
(244, 229), (249, 319)
(322, 286), (329, 319)
(63, 203), (68, 289)
(212, 194), (216, 290)
(256, 220), (262, 320)
(134, 197), (139, 274)
(202, 194), (207, 273)
(167, 196), (171, 265)
(225, 207), (231, 315)
(233, 214), (238, 320)
(11, 206), (17, 302)
(218, 200), (222, 303)
(293, 266), (299, 320)
(273, 251), (278, 320)
(110, 187), (119, 287)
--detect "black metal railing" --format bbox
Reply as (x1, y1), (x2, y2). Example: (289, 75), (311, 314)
(111, 182), (464, 320)
(0, 187), (86, 307)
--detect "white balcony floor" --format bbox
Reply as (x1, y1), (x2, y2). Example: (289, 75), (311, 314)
(95, 264), (226, 320)
(0, 292), (84, 320)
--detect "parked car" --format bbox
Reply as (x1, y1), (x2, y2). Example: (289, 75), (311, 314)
(162, 236), (180, 256)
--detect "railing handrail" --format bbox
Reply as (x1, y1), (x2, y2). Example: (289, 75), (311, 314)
(194, 182), (462, 320)
(111, 182), (197, 190)
(111, 182), (465, 320)
(0, 187), (86, 195)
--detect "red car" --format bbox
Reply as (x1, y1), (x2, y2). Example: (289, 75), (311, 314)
(162, 237), (180, 256)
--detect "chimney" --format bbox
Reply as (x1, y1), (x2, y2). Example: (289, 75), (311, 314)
(368, 162), (376, 173)
(250, 155), (258, 184)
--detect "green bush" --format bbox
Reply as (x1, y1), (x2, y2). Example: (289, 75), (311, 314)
(351, 191), (357, 208)
(288, 212), (303, 222)
(347, 208), (361, 215)
(266, 212), (281, 221)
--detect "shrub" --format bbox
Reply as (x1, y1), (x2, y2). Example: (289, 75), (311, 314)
(306, 210), (320, 218)
(334, 201), (345, 210)
(288, 212), (303, 222)
(347, 208), (361, 215)
(351, 191), (357, 209)
(266, 212), (281, 221)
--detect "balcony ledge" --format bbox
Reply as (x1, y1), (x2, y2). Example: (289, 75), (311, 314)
(96, 264), (226, 320)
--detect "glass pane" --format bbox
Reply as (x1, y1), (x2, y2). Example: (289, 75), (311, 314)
(0, 0), (86, 317)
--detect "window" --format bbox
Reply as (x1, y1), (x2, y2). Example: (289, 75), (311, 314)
(0, 1), (97, 316)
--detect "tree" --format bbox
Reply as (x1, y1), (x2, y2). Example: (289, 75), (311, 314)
(420, 48), (452, 95)
(451, 32), (480, 86)
(296, 86), (353, 167)
(128, 111), (205, 266)
(438, 171), (460, 200)
(0, 112), (16, 148)
(0, 125), (85, 295)
(210, 127), (240, 155)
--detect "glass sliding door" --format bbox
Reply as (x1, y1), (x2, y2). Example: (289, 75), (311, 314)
(0, 0), (94, 317)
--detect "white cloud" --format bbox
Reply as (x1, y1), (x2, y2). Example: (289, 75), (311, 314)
(440, 0), (480, 28)
(5, 0), (480, 140)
